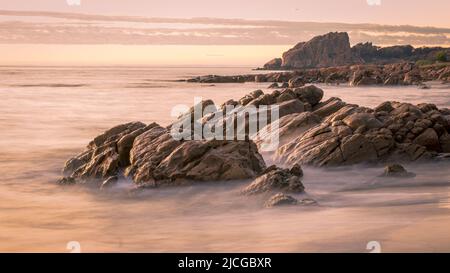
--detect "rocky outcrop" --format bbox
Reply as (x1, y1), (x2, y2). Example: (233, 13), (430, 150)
(188, 62), (450, 86)
(260, 32), (450, 70)
(352, 42), (450, 64)
(60, 121), (266, 187)
(60, 84), (450, 193)
(281, 32), (359, 69)
(275, 96), (450, 166)
(126, 127), (266, 186)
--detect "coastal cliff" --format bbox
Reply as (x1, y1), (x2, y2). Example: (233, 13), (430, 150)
(262, 32), (450, 70)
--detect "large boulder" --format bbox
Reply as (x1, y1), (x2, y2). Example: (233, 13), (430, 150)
(126, 126), (266, 186)
(61, 121), (150, 182)
(293, 85), (324, 106)
(413, 128), (440, 152)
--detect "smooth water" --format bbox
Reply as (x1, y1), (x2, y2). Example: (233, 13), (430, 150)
(1, 66), (450, 252)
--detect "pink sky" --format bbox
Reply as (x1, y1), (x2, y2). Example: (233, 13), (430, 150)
(1, 0), (449, 27)
(0, 0), (448, 65)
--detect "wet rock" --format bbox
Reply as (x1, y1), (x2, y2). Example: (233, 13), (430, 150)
(101, 176), (119, 189)
(313, 97), (346, 119)
(241, 165), (305, 195)
(381, 164), (416, 178)
(298, 198), (318, 206)
(127, 125), (266, 185)
(61, 122), (149, 183)
(293, 85), (324, 106)
(58, 177), (76, 185)
(255, 112), (321, 149)
(264, 193), (298, 208)
(374, 101), (394, 113)
(343, 113), (382, 131)
(277, 99), (305, 118)
(61, 120), (267, 188)
(288, 76), (305, 88)
(413, 128), (440, 152)
(439, 133), (450, 153)
(276, 89), (296, 103)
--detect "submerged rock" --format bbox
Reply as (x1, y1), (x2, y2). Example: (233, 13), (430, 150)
(241, 165), (304, 195)
(264, 193), (318, 208)
(380, 164), (416, 178)
(264, 193), (298, 207)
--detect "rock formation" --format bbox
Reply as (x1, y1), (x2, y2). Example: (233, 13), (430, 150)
(60, 121), (266, 188)
(280, 32), (359, 69)
(59, 85), (450, 195)
(261, 31), (450, 70)
(188, 62), (450, 86)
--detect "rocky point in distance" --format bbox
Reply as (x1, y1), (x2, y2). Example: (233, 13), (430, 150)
(187, 32), (450, 87)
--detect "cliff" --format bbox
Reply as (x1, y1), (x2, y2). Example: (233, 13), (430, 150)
(263, 32), (450, 70)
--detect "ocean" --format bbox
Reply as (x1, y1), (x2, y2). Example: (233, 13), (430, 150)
(1, 66), (450, 252)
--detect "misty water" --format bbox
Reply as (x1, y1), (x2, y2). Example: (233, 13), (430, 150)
(1, 66), (450, 252)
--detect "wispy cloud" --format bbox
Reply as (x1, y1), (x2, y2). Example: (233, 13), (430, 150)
(0, 10), (449, 46)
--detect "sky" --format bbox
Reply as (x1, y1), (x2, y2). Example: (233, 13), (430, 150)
(0, 0), (449, 66)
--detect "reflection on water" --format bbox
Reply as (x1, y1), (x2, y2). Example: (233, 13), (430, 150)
(0, 66), (450, 252)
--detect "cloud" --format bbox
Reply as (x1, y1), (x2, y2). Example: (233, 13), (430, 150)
(0, 9), (448, 46)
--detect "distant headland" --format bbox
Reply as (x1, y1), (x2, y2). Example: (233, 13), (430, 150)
(260, 32), (450, 70)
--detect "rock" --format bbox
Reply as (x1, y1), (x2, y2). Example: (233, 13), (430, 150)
(255, 112), (321, 149)
(61, 122), (149, 183)
(413, 128), (440, 152)
(241, 166), (304, 195)
(264, 193), (298, 208)
(276, 89), (296, 103)
(61, 121), (267, 188)
(239, 90), (264, 105)
(275, 95), (450, 166)
(101, 176), (119, 189)
(128, 126), (266, 185)
(381, 164), (416, 178)
(58, 177), (76, 185)
(342, 113), (382, 130)
(313, 97), (346, 118)
(277, 99), (305, 118)
(281, 32), (359, 68)
(439, 133), (450, 152)
(289, 164), (304, 177)
(374, 102), (394, 113)
(280, 82), (289, 88)
(293, 85), (324, 106)
(254, 75), (267, 82)
(263, 58), (282, 70)
(268, 82), (279, 88)
(288, 76), (305, 88)
(298, 198), (318, 206)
